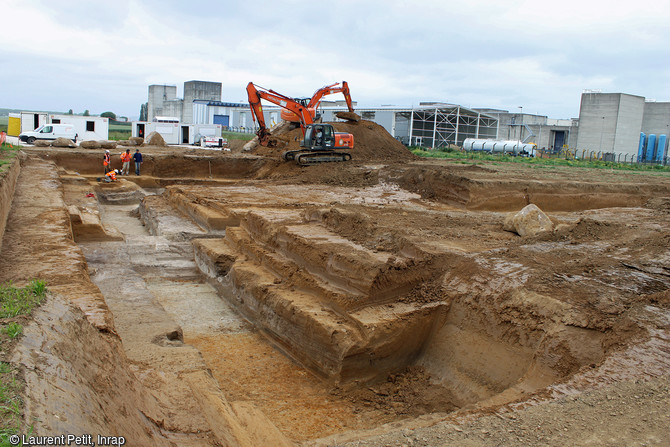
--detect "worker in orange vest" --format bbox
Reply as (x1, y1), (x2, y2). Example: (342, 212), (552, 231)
(103, 169), (118, 182)
(120, 149), (132, 175)
(103, 150), (111, 174)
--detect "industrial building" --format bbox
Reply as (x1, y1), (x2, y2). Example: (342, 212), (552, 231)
(146, 81), (223, 124)
(475, 109), (578, 152)
(576, 92), (669, 160)
(143, 80), (575, 151)
(141, 80), (669, 161)
(320, 104), (498, 147)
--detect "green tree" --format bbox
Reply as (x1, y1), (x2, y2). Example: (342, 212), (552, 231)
(101, 111), (117, 120)
(83, 110), (90, 116)
(139, 103), (148, 121)
(67, 109), (73, 115)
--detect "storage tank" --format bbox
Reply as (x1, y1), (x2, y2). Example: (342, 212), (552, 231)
(462, 138), (535, 155)
(638, 133), (646, 160)
(646, 134), (657, 161)
(657, 134), (667, 162)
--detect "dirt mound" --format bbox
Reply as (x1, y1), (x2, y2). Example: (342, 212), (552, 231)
(251, 120), (417, 163)
(100, 140), (117, 149)
(144, 131), (167, 147)
(52, 137), (76, 148)
(119, 137), (143, 147)
(333, 366), (457, 417)
(80, 140), (101, 149)
(646, 196), (670, 212)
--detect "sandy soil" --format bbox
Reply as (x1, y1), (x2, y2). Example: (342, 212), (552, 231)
(0, 122), (669, 446)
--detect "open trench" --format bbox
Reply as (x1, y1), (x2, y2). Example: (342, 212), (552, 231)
(80, 200), (393, 440)
(65, 155), (670, 443)
(6, 151), (670, 445)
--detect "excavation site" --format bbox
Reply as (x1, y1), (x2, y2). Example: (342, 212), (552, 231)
(1, 120), (669, 446)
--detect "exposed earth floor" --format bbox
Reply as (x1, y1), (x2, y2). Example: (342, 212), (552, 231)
(0, 132), (669, 446)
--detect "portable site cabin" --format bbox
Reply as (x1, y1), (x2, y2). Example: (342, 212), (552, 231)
(9, 111), (108, 141)
(48, 114), (109, 141)
(132, 117), (223, 145)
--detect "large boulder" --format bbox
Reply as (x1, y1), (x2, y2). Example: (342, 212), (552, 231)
(80, 140), (101, 149)
(52, 137), (77, 148)
(143, 132), (166, 147)
(503, 204), (554, 237)
(34, 140), (51, 147)
(100, 140), (117, 149)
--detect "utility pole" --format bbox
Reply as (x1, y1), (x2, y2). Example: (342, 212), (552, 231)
(517, 106), (523, 154)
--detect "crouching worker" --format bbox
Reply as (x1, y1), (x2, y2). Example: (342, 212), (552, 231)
(103, 169), (119, 183)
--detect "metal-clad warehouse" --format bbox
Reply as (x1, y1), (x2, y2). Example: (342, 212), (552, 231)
(320, 104), (498, 148)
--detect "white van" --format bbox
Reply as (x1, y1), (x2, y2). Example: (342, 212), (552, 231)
(19, 124), (78, 144)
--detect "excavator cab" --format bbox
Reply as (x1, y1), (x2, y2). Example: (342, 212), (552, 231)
(286, 123), (351, 164)
(302, 124), (335, 151)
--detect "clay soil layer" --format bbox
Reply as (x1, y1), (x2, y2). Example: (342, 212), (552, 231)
(1, 134), (669, 446)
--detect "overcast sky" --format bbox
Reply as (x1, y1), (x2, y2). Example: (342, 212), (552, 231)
(3, 0), (670, 120)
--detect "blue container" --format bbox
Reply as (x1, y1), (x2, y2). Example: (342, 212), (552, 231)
(638, 133), (646, 160)
(646, 134), (657, 161)
(656, 134), (667, 162)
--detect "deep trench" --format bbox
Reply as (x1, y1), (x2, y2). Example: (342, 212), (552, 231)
(67, 170), (630, 443)
(28, 146), (665, 445)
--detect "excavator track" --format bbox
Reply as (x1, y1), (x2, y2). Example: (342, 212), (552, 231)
(294, 151), (352, 166)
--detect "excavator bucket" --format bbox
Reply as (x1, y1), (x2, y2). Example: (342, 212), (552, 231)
(256, 127), (273, 146)
(335, 111), (361, 122)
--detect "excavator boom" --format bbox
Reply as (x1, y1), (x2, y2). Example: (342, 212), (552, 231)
(307, 81), (354, 112)
(280, 81), (356, 123)
(246, 82), (314, 144)
(246, 81), (354, 165)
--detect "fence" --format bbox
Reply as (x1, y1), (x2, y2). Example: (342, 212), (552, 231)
(221, 126), (258, 134)
(533, 147), (670, 166)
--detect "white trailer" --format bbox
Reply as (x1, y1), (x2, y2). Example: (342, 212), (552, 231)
(49, 114), (109, 141)
(132, 121), (223, 145)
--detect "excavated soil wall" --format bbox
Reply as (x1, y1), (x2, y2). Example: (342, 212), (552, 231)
(0, 155), (22, 253)
(1, 157), (291, 446)
(148, 181), (642, 397)
(30, 148), (272, 179)
(382, 165), (670, 211)
(27, 149), (670, 212)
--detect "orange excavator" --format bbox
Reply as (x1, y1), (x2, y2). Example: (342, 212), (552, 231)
(279, 81), (356, 123)
(247, 82), (354, 165)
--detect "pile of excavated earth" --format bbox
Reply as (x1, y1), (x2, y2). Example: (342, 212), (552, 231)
(245, 119), (419, 163)
(0, 119), (669, 446)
